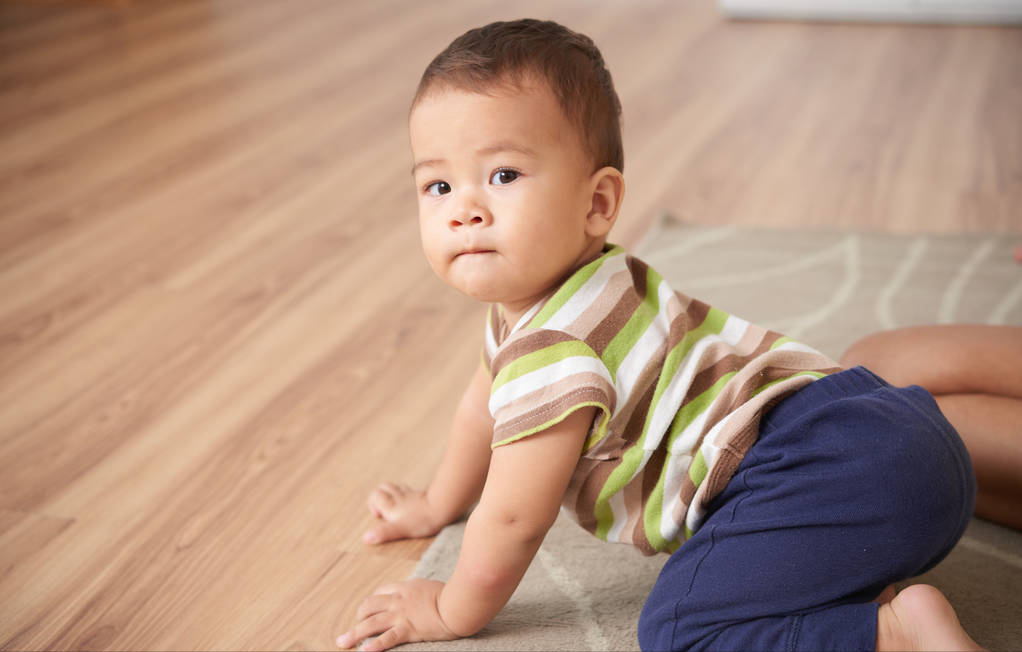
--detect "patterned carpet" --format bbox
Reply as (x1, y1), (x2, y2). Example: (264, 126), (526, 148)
(405, 222), (1022, 651)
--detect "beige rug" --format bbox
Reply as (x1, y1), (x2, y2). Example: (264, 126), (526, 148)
(406, 222), (1022, 651)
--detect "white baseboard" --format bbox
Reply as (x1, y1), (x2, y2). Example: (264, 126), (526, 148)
(718, 0), (1022, 24)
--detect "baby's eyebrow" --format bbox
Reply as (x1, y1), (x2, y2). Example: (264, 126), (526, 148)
(476, 142), (537, 159)
(410, 143), (537, 176)
(411, 158), (442, 176)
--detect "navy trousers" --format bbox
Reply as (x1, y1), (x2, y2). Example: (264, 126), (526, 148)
(638, 366), (976, 651)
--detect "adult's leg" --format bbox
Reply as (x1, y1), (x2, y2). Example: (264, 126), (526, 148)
(840, 325), (1022, 529)
(638, 368), (977, 651)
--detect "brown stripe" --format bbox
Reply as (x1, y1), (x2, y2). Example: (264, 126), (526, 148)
(489, 328), (579, 380)
(685, 332), (776, 404)
(626, 256), (650, 297)
(635, 444), (668, 554)
(587, 290), (639, 357)
(571, 444), (624, 534)
(619, 369), (659, 446)
(620, 466), (645, 544)
(667, 296), (711, 346)
(610, 350), (666, 441)
(492, 383), (613, 445)
(571, 456), (619, 534)
(492, 371), (614, 425)
(563, 269), (632, 342)
(571, 375), (659, 543)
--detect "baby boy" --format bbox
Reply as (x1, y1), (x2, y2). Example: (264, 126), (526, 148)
(337, 18), (983, 652)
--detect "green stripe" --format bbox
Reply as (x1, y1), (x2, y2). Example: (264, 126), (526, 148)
(602, 265), (663, 379)
(664, 373), (735, 446)
(688, 448), (709, 487)
(751, 370), (828, 398)
(529, 245), (625, 329)
(491, 340), (599, 391)
(641, 374), (733, 551)
(770, 335), (794, 350)
(592, 306), (731, 541)
(644, 306), (730, 442)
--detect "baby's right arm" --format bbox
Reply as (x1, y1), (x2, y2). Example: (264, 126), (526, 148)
(362, 363), (495, 544)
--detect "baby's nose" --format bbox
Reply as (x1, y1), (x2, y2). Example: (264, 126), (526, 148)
(450, 203), (492, 229)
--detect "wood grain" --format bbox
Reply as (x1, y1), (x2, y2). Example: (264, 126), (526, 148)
(1, 1), (1019, 649)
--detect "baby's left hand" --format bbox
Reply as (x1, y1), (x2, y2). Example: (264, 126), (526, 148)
(336, 579), (458, 651)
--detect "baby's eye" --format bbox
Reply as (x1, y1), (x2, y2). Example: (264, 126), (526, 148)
(425, 181), (451, 196)
(490, 169), (520, 185)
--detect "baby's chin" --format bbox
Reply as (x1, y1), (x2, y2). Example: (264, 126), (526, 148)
(447, 273), (540, 309)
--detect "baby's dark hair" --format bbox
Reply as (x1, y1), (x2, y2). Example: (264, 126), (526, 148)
(413, 18), (624, 173)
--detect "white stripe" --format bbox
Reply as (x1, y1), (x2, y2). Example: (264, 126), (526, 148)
(719, 312), (750, 345)
(484, 310), (499, 359)
(605, 449), (654, 543)
(510, 301), (545, 334)
(488, 355), (612, 415)
(773, 340), (828, 356)
(642, 315), (751, 452)
(683, 416), (731, 534)
(877, 237), (928, 330)
(658, 452), (693, 541)
(938, 239), (995, 324)
(613, 278), (676, 397)
(605, 491), (630, 543)
(542, 254), (625, 331)
(615, 318), (666, 398)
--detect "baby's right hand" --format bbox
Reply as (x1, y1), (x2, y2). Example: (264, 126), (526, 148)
(363, 482), (443, 544)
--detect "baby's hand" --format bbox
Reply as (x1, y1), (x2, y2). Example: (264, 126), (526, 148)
(363, 482), (442, 544)
(336, 579), (457, 651)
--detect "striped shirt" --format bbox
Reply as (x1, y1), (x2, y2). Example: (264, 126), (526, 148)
(483, 244), (842, 555)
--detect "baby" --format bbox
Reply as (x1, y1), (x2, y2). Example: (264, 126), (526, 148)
(337, 19), (983, 652)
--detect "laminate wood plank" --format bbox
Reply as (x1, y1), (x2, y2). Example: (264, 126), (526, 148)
(0, 509), (75, 586)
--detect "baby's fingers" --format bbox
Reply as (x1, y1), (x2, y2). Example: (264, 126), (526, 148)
(336, 613), (400, 650)
(355, 592), (395, 621)
(360, 626), (407, 652)
(362, 520), (407, 544)
(366, 484), (398, 518)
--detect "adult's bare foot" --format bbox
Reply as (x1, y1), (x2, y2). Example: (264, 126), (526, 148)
(876, 584), (985, 651)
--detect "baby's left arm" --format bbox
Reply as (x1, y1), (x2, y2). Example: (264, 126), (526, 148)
(337, 406), (594, 651)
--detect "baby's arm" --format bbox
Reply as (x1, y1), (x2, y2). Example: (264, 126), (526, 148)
(363, 362), (495, 544)
(339, 406), (594, 651)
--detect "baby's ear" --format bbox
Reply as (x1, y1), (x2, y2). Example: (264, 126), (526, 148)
(585, 167), (625, 238)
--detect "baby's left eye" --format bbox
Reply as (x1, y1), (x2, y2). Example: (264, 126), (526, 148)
(490, 169), (520, 185)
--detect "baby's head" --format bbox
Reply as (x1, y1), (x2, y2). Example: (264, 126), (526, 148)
(409, 19), (626, 320)
(413, 19), (623, 175)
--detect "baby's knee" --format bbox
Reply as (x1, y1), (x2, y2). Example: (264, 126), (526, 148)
(839, 331), (898, 377)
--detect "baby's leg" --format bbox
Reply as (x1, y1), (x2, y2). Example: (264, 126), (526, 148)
(638, 367), (978, 651)
(840, 325), (1022, 529)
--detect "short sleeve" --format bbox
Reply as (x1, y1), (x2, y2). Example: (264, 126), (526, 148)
(488, 328), (616, 449)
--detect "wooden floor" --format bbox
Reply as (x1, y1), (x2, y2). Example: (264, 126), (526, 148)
(1, 1), (1019, 649)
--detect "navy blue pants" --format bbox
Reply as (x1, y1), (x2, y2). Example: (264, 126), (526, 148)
(638, 366), (976, 651)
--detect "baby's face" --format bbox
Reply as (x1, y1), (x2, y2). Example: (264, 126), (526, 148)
(409, 81), (603, 317)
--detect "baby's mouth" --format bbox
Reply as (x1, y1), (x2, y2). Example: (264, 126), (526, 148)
(456, 248), (496, 258)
